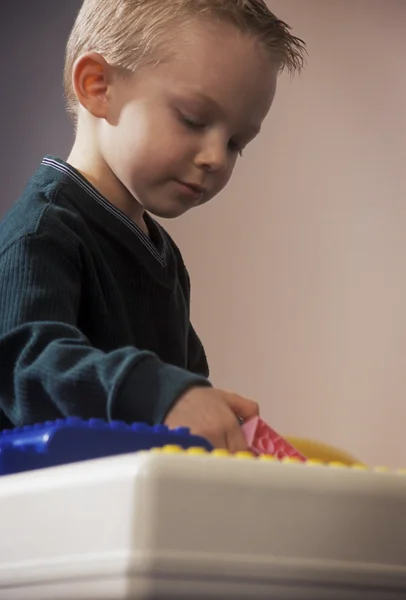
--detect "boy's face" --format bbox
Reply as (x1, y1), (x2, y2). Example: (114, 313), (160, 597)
(99, 19), (278, 219)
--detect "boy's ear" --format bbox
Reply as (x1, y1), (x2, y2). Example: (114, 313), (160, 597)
(72, 52), (112, 119)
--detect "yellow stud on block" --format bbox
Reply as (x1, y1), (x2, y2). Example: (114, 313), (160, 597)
(211, 449), (231, 458)
(161, 445), (184, 454)
(306, 459), (326, 467)
(186, 447), (208, 456)
(234, 451), (255, 460)
(374, 466), (390, 473)
(281, 457), (302, 465)
(351, 463), (368, 471)
(258, 454), (277, 462)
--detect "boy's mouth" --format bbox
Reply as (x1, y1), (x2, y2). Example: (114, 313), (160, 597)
(175, 180), (206, 198)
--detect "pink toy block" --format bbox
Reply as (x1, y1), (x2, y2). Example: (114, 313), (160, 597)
(242, 417), (306, 461)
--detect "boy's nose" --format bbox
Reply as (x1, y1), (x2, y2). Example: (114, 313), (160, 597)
(194, 138), (228, 173)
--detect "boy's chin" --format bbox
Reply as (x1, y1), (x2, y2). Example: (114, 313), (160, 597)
(145, 202), (194, 220)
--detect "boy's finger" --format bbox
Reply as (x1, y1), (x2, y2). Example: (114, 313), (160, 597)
(224, 393), (259, 420)
(200, 428), (228, 450)
(226, 422), (250, 453)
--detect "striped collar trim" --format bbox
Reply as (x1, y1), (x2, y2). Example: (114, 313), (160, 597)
(42, 157), (167, 266)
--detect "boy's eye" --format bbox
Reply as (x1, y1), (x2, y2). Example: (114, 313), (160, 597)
(178, 111), (244, 157)
(181, 114), (206, 130)
(228, 139), (244, 157)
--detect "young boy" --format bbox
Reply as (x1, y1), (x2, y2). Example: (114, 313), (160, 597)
(0, 0), (305, 451)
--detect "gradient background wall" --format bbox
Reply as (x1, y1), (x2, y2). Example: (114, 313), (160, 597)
(1, 1), (405, 466)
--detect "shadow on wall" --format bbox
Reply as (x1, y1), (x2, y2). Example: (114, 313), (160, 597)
(163, 0), (406, 468)
(0, 0), (82, 214)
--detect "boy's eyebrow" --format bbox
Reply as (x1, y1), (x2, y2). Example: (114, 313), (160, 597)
(187, 90), (262, 137)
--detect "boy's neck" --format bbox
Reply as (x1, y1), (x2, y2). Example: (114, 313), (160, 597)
(67, 131), (149, 237)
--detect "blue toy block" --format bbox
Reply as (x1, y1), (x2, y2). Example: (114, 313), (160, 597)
(0, 417), (213, 477)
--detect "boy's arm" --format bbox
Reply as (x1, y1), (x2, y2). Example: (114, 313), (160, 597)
(179, 266), (210, 378)
(0, 234), (211, 427)
(187, 322), (210, 378)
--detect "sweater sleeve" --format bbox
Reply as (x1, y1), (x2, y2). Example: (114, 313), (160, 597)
(187, 323), (210, 378)
(0, 234), (211, 428)
(180, 267), (210, 378)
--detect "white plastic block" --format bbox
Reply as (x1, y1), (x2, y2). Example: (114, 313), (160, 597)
(0, 451), (405, 599)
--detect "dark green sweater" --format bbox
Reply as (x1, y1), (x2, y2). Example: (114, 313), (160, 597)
(0, 156), (211, 430)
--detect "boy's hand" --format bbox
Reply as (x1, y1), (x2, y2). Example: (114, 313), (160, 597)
(164, 387), (259, 452)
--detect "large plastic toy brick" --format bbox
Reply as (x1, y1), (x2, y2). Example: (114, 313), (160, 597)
(0, 417), (213, 477)
(242, 417), (306, 461)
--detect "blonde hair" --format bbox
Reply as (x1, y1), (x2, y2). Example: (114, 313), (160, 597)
(64, 0), (306, 121)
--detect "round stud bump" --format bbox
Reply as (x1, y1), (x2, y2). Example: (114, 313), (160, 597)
(186, 447), (208, 455)
(374, 465), (390, 473)
(234, 451), (256, 459)
(258, 454), (277, 462)
(281, 456), (302, 465)
(306, 459), (326, 467)
(211, 449), (231, 457)
(161, 445), (184, 454)
(351, 463), (369, 471)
